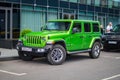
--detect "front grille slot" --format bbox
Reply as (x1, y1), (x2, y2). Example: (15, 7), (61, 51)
(26, 36), (41, 44)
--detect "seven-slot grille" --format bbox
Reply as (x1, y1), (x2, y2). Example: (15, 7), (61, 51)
(26, 36), (41, 44)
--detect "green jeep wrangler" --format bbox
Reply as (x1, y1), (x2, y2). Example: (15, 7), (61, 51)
(16, 20), (101, 65)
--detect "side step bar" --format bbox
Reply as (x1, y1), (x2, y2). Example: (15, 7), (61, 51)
(67, 49), (91, 54)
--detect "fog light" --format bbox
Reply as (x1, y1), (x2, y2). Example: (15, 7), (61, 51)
(37, 49), (45, 52)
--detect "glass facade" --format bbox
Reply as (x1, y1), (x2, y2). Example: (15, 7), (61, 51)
(0, 2), (20, 39)
(69, 0), (77, 3)
(0, 0), (120, 40)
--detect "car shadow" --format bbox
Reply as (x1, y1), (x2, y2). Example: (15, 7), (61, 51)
(103, 49), (120, 53)
(29, 54), (91, 65)
(66, 54), (90, 62)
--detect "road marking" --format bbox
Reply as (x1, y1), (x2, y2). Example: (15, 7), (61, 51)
(102, 74), (120, 80)
(102, 56), (120, 59)
(102, 56), (114, 59)
(115, 57), (120, 59)
(0, 69), (27, 76)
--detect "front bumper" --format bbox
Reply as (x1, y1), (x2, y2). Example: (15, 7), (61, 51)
(103, 40), (120, 49)
(16, 43), (53, 56)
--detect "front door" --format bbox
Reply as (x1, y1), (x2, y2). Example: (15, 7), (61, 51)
(0, 8), (12, 39)
(69, 22), (83, 51)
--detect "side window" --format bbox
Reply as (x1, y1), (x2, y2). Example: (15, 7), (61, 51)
(84, 23), (91, 32)
(93, 23), (99, 32)
(72, 22), (82, 33)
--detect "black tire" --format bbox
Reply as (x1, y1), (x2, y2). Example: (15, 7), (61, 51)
(89, 42), (101, 59)
(47, 44), (66, 65)
(18, 51), (33, 61)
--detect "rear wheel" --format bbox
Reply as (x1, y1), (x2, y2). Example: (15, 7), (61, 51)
(18, 51), (33, 61)
(47, 44), (66, 65)
(89, 42), (101, 59)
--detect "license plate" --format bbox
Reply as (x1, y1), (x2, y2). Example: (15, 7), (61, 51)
(22, 47), (32, 52)
(108, 41), (117, 44)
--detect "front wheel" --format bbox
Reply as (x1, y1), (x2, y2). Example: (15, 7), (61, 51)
(89, 42), (101, 59)
(47, 44), (66, 65)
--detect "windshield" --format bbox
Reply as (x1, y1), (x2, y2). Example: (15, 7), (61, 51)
(113, 24), (120, 32)
(44, 22), (71, 31)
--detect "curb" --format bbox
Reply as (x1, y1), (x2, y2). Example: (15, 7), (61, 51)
(0, 56), (19, 61)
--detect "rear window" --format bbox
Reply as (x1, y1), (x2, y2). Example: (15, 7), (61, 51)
(93, 23), (99, 32)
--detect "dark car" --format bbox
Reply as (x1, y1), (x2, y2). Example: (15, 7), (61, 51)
(103, 24), (120, 51)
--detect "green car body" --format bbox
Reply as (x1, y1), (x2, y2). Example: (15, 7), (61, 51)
(17, 20), (101, 65)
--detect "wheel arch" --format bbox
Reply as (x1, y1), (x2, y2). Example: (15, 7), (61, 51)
(90, 38), (101, 48)
(54, 40), (67, 50)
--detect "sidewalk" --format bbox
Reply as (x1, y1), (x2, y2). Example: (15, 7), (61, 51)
(0, 48), (18, 59)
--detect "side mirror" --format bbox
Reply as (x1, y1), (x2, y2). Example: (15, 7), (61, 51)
(72, 27), (78, 34)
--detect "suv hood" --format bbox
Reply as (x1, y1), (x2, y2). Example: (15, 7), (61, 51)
(104, 32), (120, 40)
(104, 32), (120, 35)
(25, 30), (68, 37)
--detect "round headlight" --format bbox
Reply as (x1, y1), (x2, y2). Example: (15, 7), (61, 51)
(41, 37), (46, 41)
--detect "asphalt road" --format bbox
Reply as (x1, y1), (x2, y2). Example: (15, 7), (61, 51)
(0, 51), (120, 80)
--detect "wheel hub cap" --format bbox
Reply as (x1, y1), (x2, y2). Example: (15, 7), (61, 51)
(51, 48), (63, 62)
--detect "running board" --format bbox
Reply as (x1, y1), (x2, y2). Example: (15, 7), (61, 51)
(67, 49), (91, 54)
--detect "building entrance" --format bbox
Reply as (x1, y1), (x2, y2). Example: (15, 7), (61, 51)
(0, 7), (12, 39)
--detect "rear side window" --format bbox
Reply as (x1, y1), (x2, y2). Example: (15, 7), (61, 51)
(93, 23), (99, 32)
(84, 23), (91, 32)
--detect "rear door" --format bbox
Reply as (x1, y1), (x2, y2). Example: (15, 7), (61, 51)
(82, 22), (92, 49)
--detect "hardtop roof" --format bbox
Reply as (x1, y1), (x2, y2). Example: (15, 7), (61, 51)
(48, 19), (99, 23)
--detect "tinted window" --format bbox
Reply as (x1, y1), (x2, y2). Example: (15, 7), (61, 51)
(73, 22), (82, 33)
(84, 23), (91, 32)
(113, 24), (120, 32)
(93, 23), (99, 32)
(21, 0), (34, 4)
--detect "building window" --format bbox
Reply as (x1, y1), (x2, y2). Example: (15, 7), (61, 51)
(63, 14), (76, 19)
(108, 0), (113, 8)
(87, 0), (94, 5)
(6, 0), (20, 3)
(113, 1), (119, 8)
(87, 0), (91, 5)
(91, 0), (95, 5)
(60, 0), (68, 1)
(95, 0), (100, 6)
(101, 0), (107, 7)
(69, 0), (77, 3)
(78, 0), (87, 4)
